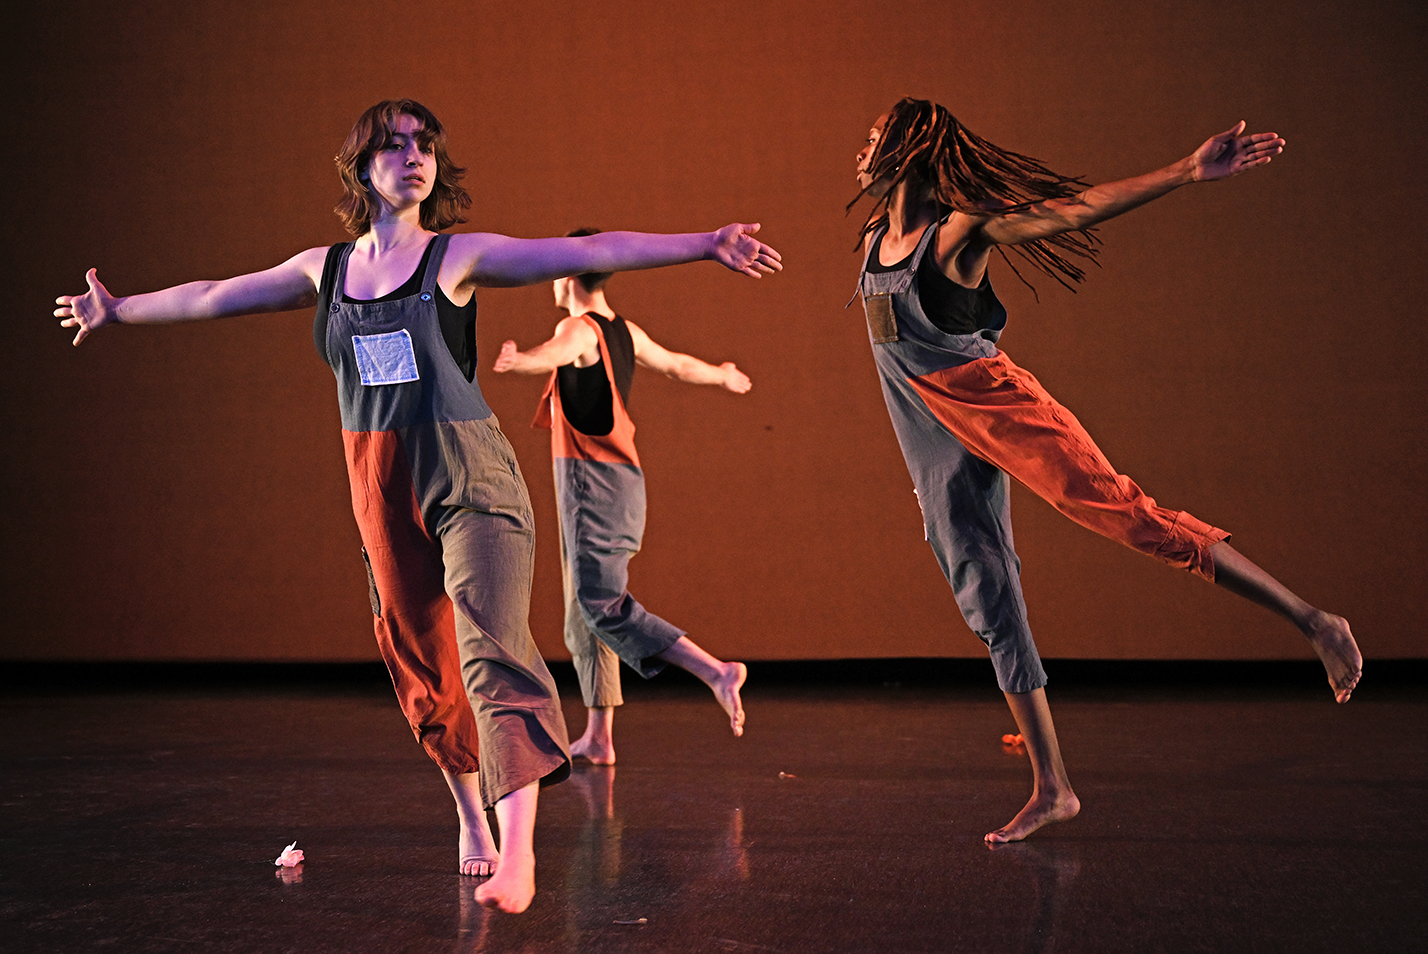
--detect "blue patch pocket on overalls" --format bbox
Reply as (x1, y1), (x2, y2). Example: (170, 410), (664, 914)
(863, 293), (898, 343)
(353, 331), (420, 386)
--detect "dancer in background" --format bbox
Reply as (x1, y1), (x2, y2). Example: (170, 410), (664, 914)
(56, 98), (780, 913)
(494, 231), (750, 764)
(849, 97), (1359, 844)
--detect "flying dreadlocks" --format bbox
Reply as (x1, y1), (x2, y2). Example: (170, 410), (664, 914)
(849, 97), (1101, 291)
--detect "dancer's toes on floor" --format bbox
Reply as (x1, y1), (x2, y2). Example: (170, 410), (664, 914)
(570, 707), (617, 765)
(459, 813), (500, 877)
(445, 769), (500, 877)
(985, 788), (1081, 845)
(570, 733), (617, 765)
(1303, 611), (1362, 703)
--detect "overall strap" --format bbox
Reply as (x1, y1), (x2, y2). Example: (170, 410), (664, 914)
(859, 223), (886, 273)
(580, 313), (624, 409)
(906, 217), (942, 273)
(845, 222), (890, 309)
(333, 241), (359, 302)
(419, 233), (453, 298)
(317, 242), (350, 304)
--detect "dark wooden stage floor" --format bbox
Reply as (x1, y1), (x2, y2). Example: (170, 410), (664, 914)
(2, 661), (1424, 953)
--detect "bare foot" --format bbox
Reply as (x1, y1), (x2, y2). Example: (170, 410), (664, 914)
(655, 640), (748, 737)
(459, 811), (500, 877)
(474, 850), (535, 913)
(985, 789), (1081, 844)
(570, 732), (616, 765)
(711, 662), (747, 737)
(1303, 611), (1362, 703)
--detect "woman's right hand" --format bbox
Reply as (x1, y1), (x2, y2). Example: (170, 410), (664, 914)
(56, 268), (118, 346)
(492, 340), (521, 373)
(708, 223), (782, 277)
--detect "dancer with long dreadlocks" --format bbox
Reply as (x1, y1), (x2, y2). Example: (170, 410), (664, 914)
(850, 98), (1361, 843)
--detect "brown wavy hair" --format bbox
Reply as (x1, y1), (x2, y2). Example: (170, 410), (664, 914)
(334, 99), (470, 237)
(850, 97), (1100, 291)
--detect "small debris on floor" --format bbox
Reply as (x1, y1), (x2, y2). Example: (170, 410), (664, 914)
(274, 841), (304, 867)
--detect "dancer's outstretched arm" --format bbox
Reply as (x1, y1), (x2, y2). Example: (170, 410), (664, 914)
(453, 223), (782, 289)
(975, 122), (1285, 248)
(628, 321), (751, 393)
(56, 248), (328, 346)
(59, 223), (784, 347)
(492, 318), (599, 376)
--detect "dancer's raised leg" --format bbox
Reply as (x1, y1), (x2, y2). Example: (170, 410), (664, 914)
(443, 770), (500, 877)
(986, 688), (1080, 844)
(656, 636), (747, 736)
(474, 781), (539, 913)
(570, 706), (617, 765)
(1209, 542), (1361, 702)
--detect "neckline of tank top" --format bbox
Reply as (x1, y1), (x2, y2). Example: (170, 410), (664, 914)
(341, 236), (444, 304)
(869, 226), (992, 292)
(866, 224), (928, 273)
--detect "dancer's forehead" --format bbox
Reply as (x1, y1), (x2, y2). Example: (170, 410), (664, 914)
(375, 112), (436, 150)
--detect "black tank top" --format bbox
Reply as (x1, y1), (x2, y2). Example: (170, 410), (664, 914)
(557, 313), (635, 437)
(313, 238), (478, 381)
(867, 228), (1006, 336)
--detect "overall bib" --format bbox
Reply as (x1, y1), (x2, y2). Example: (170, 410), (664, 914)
(534, 313), (683, 708)
(322, 233), (570, 807)
(859, 220), (1228, 693)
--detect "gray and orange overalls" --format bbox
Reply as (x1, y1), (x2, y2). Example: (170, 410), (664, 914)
(534, 312), (684, 709)
(318, 232), (570, 808)
(859, 217), (1229, 693)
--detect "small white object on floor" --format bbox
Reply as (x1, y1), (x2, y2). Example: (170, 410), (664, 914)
(274, 840), (305, 867)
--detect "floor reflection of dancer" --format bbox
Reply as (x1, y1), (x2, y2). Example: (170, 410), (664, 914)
(988, 842), (1080, 954)
(55, 98), (780, 913)
(849, 98), (1361, 843)
(494, 237), (750, 763)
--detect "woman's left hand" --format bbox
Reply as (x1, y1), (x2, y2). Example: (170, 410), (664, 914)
(1190, 122), (1286, 182)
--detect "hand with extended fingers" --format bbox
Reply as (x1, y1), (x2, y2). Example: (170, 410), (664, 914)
(709, 223), (783, 277)
(719, 362), (752, 393)
(1189, 122), (1286, 182)
(56, 268), (119, 346)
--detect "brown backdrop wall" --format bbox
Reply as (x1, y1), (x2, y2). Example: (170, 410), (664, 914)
(3, 0), (1424, 663)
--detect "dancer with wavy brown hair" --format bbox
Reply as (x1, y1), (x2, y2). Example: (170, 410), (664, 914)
(850, 98), (1360, 843)
(56, 98), (781, 913)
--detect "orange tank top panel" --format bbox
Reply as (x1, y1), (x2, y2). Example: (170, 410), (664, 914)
(533, 313), (641, 467)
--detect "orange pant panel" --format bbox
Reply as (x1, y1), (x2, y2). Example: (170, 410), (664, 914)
(907, 354), (1229, 581)
(345, 429), (482, 775)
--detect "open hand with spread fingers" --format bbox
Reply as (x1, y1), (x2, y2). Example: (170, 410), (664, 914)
(56, 268), (119, 346)
(710, 223), (783, 277)
(1190, 122), (1286, 182)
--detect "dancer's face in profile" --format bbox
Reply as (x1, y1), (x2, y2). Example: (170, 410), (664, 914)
(363, 112), (436, 213)
(856, 114), (890, 195)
